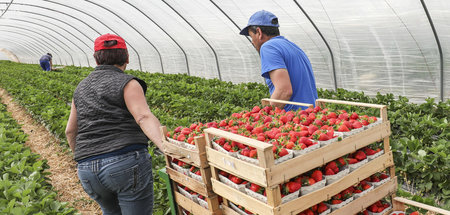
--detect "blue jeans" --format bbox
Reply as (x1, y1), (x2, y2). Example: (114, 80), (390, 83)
(39, 60), (51, 71)
(77, 148), (153, 215)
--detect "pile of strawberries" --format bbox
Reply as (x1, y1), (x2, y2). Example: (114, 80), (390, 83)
(297, 202), (329, 215)
(219, 170), (248, 187)
(167, 105), (380, 164)
(324, 157), (347, 175)
(367, 200), (391, 213)
(348, 149), (367, 165)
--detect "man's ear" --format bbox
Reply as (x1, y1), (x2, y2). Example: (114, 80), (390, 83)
(257, 27), (263, 40)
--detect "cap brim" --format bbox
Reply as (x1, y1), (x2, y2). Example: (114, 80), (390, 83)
(239, 26), (250, 36)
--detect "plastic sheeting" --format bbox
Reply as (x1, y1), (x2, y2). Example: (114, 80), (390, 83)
(0, 0), (448, 102)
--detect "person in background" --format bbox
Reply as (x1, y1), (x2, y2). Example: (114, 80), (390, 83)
(240, 10), (318, 111)
(39, 53), (53, 71)
(65, 33), (165, 215)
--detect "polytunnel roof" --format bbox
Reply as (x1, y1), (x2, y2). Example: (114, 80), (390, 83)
(0, 0), (448, 102)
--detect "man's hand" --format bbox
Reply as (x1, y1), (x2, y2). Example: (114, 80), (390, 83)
(269, 68), (293, 109)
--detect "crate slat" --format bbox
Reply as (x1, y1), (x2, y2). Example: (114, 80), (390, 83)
(329, 177), (397, 215)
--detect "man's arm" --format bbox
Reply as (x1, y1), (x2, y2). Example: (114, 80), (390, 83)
(50, 59), (53, 70)
(124, 79), (165, 152)
(65, 100), (78, 152)
(269, 68), (293, 109)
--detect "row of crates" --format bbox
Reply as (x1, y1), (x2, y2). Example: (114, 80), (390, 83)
(160, 98), (397, 215)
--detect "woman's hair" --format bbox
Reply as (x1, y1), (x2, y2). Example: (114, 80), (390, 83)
(47, 53), (52, 57)
(93, 40), (128, 66)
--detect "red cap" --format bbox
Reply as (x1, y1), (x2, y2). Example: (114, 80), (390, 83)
(94, 33), (127, 51)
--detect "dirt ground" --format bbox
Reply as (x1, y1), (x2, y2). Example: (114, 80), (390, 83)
(0, 88), (101, 215)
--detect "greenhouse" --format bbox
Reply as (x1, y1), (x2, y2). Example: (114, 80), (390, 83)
(0, 0), (448, 215)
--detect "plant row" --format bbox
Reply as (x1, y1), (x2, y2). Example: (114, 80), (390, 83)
(0, 98), (77, 214)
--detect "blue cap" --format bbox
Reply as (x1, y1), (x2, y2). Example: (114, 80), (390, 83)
(240, 10), (279, 36)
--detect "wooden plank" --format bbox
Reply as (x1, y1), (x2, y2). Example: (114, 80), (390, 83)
(274, 151), (394, 215)
(206, 147), (267, 186)
(164, 140), (208, 167)
(330, 177), (398, 215)
(166, 167), (212, 197)
(393, 197), (450, 215)
(261, 98), (313, 108)
(174, 191), (215, 215)
(221, 203), (242, 215)
(315, 98), (387, 110)
(267, 122), (391, 186)
(211, 178), (274, 215)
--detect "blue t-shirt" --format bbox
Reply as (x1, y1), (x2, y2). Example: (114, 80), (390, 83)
(260, 36), (318, 111)
(39, 54), (52, 62)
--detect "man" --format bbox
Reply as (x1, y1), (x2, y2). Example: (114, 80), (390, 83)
(240, 10), (318, 111)
(39, 53), (53, 71)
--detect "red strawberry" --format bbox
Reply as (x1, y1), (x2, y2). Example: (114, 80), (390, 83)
(327, 112), (337, 119)
(348, 158), (358, 164)
(249, 149), (257, 158)
(352, 120), (363, 129)
(317, 202), (328, 213)
(350, 112), (359, 120)
(409, 212), (419, 215)
(331, 199), (343, 204)
(278, 148), (289, 157)
(250, 183), (264, 195)
(337, 157), (346, 166)
(364, 147), (376, 155)
(325, 168), (335, 175)
(302, 177), (316, 186)
(311, 170), (323, 182)
(379, 173), (389, 179)
(338, 124), (350, 132)
(219, 171), (228, 177)
(251, 106), (261, 113)
(229, 175), (242, 184)
(355, 150), (367, 161)
(318, 133), (330, 141)
(286, 181), (301, 193)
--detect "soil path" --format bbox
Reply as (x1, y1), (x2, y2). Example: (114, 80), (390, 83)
(0, 88), (101, 215)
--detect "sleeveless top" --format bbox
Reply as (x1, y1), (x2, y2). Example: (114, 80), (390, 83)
(73, 65), (148, 162)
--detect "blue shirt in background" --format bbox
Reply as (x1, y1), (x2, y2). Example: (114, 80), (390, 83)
(40, 54), (52, 62)
(260, 36), (318, 111)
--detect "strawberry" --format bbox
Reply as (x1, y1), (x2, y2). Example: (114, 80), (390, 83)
(327, 112), (337, 119)
(181, 127), (191, 135)
(348, 158), (358, 164)
(284, 181), (301, 193)
(249, 183), (264, 194)
(379, 173), (389, 179)
(354, 150), (367, 161)
(364, 147), (376, 155)
(219, 171), (228, 177)
(352, 120), (363, 129)
(249, 149), (257, 158)
(311, 170), (323, 182)
(337, 157), (346, 166)
(409, 212), (419, 215)
(229, 175), (242, 184)
(317, 202), (328, 213)
(338, 124), (350, 132)
(302, 177), (316, 186)
(318, 133), (330, 141)
(331, 199), (343, 204)
(278, 148), (289, 157)
(251, 105), (261, 113)
(325, 168), (335, 175)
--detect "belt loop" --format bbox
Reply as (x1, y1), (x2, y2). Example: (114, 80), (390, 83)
(135, 150), (140, 160)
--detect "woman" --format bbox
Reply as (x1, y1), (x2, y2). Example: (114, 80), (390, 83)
(65, 33), (164, 215)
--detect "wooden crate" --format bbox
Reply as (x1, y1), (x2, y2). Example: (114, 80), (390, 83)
(161, 127), (222, 214)
(203, 98), (396, 214)
(173, 189), (222, 215)
(160, 126), (208, 168)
